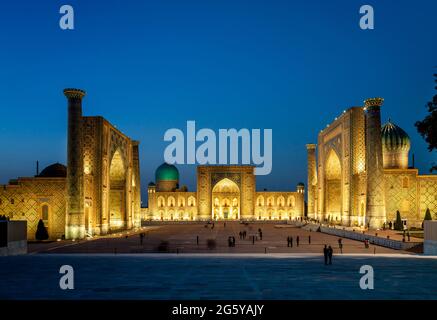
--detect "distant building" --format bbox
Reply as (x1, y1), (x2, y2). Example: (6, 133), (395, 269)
(307, 98), (437, 229)
(146, 164), (305, 221)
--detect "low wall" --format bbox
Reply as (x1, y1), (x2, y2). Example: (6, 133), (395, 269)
(303, 223), (420, 251)
(0, 221), (27, 256)
(424, 221), (437, 255)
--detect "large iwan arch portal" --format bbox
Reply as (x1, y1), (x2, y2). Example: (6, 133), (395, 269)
(211, 178), (240, 220)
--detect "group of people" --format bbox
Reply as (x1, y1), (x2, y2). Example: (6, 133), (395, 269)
(228, 236), (236, 247)
(238, 230), (247, 240)
(204, 222), (215, 229)
(287, 236), (300, 247)
(323, 245), (333, 265)
(286, 235), (313, 247)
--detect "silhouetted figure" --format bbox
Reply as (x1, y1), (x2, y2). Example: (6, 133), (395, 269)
(196, 235), (199, 245)
(252, 236), (255, 245)
(290, 236), (293, 248)
(338, 238), (343, 253)
(287, 236), (290, 247)
(296, 236), (300, 247)
(140, 232), (144, 245)
(323, 245), (328, 265)
(259, 231), (263, 240)
(389, 221), (393, 230)
(232, 236), (236, 247)
(328, 246), (333, 264)
(228, 237), (232, 247)
(224, 222), (226, 228)
(239, 231), (242, 240)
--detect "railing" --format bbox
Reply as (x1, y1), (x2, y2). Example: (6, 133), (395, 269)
(302, 223), (421, 250)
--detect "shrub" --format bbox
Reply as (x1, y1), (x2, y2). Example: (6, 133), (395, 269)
(394, 211), (404, 231)
(424, 208), (432, 221)
(35, 219), (49, 241)
(422, 208), (433, 228)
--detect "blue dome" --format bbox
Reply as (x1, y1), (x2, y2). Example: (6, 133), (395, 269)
(155, 163), (179, 182)
(38, 163), (67, 178)
(381, 120), (411, 152)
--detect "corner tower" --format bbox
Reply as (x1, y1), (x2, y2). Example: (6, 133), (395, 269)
(306, 144), (317, 219)
(64, 88), (86, 239)
(364, 97), (386, 229)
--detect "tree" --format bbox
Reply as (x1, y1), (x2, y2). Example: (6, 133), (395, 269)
(394, 211), (404, 231)
(35, 219), (49, 241)
(415, 73), (437, 172)
(422, 208), (433, 228)
(424, 208), (432, 221)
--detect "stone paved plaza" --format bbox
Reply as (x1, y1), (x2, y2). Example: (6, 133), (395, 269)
(2, 222), (431, 300)
(1, 254), (437, 299)
(29, 222), (406, 254)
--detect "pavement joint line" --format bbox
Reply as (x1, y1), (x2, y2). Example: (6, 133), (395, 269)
(32, 252), (437, 259)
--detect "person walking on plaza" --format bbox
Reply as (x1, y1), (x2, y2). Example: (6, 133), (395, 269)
(196, 235), (199, 245)
(323, 245), (328, 265)
(338, 238), (343, 254)
(328, 246), (333, 265)
(290, 236), (293, 248)
(252, 235), (255, 245)
(296, 236), (300, 247)
(259, 230), (263, 240)
(140, 232), (144, 245)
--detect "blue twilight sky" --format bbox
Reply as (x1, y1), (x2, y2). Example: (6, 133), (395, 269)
(0, 0), (436, 201)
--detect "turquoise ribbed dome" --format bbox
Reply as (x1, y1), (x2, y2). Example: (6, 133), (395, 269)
(381, 120), (411, 152)
(155, 163), (179, 182)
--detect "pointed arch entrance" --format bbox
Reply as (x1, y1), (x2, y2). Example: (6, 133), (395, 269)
(211, 178), (240, 220)
(109, 149), (127, 230)
(325, 149), (342, 222)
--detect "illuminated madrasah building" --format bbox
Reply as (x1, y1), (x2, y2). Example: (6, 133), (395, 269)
(306, 98), (437, 229)
(146, 164), (305, 221)
(1, 91), (436, 240)
(0, 89), (141, 240)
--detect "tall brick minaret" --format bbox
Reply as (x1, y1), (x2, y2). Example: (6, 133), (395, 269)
(306, 144), (317, 219)
(364, 97), (386, 229)
(64, 88), (86, 239)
